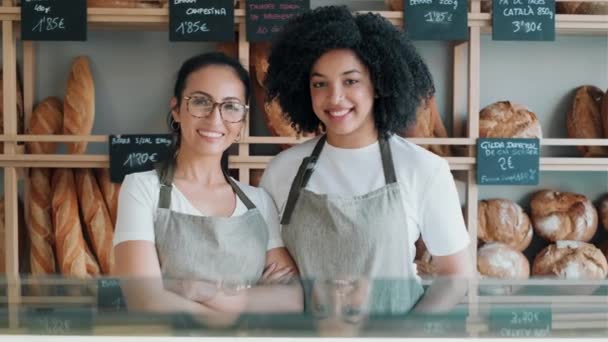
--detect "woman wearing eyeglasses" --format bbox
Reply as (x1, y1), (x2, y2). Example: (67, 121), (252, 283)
(113, 52), (300, 320)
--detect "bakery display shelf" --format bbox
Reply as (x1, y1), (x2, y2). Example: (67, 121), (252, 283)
(19, 296), (96, 305)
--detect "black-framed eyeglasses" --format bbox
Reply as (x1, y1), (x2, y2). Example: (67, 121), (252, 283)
(183, 95), (248, 123)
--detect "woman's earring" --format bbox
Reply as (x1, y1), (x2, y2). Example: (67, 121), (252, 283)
(170, 118), (180, 132)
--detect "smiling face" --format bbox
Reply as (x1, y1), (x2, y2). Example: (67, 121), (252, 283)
(309, 49), (377, 147)
(171, 65), (246, 158)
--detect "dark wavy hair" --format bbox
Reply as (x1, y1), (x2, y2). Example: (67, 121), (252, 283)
(264, 6), (435, 138)
(168, 52), (251, 170)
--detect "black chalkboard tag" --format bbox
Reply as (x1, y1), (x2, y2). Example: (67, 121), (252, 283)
(169, 0), (235, 42)
(492, 0), (555, 41)
(246, 0), (310, 42)
(97, 278), (126, 312)
(477, 138), (540, 185)
(404, 0), (468, 41)
(22, 307), (93, 335)
(109, 134), (173, 183)
(21, 0), (87, 41)
(489, 306), (551, 337)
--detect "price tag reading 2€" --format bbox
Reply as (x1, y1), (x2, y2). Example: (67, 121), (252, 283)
(404, 0), (468, 41)
(477, 138), (540, 185)
(21, 0), (87, 41)
(492, 0), (555, 41)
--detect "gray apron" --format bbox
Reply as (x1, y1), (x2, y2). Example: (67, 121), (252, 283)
(153, 162), (268, 287)
(281, 135), (424, 315)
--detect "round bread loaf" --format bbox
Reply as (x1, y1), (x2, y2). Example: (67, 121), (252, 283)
(479, 101), (542, 138)
(566, 86), (608, 157)
(530, 190), (597, 242)
(599, 195), (608, 231)
(557, 2), (608, 14)
(385, 0), (403, 11)
(478, 199), (533, 251)
(478, 242), (530, 279)
(532, 241), (608, 279)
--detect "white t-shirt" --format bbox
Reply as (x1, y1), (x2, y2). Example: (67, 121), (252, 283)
(113, 170), (284, 250)
(260, 135), (470, 264)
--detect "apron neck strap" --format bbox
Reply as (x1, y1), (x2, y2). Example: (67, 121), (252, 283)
(225, 172), (256, 210)
(379, 136), (397, 184)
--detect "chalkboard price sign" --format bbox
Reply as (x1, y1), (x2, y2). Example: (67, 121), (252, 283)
(492, 0), (555, 41)
(21, 0), (87, 41)
(97, 278), (126, 311)
(404, 0), (468, 41)
(477, 138), (540, 185)
(109, 134), (173, 183)
(246, 0), (310, 42)
(169, 0), (235, 42)
(489, 306), (551, 337)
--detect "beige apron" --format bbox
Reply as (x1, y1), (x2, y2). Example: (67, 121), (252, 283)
(281, 135), (424, 315)
(153, 162), (268, 286)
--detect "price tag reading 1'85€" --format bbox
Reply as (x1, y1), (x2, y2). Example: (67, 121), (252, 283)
(404, 0), (468, 41)
(21, 0), (87, 41)
(492, 0), (555, 41)
(169, 0), (235, 42)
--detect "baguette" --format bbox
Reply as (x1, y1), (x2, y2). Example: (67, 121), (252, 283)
(63, 56), (95, 154)
(26, 97), (63, 154)
(52, 169), (90, 278)
(0, 67), (25, 151)
(75, 169), (115, 274)
(28, 168), (57, 275)
(94, 168), (120, 227)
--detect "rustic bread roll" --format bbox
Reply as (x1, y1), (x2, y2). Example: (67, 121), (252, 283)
(26, 97), (63, 154)
(52, 169), (92, 278)
(251, 42), (271, 88)
(557, 2), (608, 14)
(87, 0), (166, 7)
(478, 242), (530, 279)
(479, 101), (542, 138)
(64, 56), (95, 154)
(28, 168), (57, 275)
(567, 86), (608, 157)
(75, 169), (115, 274)
(532, 241), (608, 279)
(398, 96), (452, 157)
(94, 168), (120, 227)
(530, 190), (597, 242)
(0, 68), (25, 151)
(385, 0), (403, 11)
(600, 195), (608, 231)
(478, 199), (533, 251)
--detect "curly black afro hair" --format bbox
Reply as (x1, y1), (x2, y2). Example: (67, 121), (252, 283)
(264, 5), (435, 137)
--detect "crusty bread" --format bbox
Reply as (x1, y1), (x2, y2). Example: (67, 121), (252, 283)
(251, 42), (271, 88)
(566, 86), (608, 157)
(530, 190), (597, 243)
(399, 96), (452, 157)
(478, 199), (533, 251)
(479, 101), (542, 138)
(63, 56), (95, 154)
(26, 97), (63, 154)
(478, 242), (530, 279)
(94, 168), (120, 227)
(600, 195), (608, 232)
(52, 169), (91, 278)
(557, 2), (608, 14)
(385, 0), (403, 11)
(532, 241), (608, 279)
(87, 0), (166, 7)
(75, 169), (115, 274)
(0, 68), (25, 151)
(602, 88), (608, 138)
(28, 168), (57, 275)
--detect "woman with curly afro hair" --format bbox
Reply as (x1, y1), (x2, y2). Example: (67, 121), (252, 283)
(260, 6), (473, 316)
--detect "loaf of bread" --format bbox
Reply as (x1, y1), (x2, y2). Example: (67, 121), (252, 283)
(478, 242), (530, 279)
(599, 240), (608, 262)
(0, 68), (25, 151)
(75, 169), (115, 274)
(251, 42), (271, 88)
(532, 241), (608, 279)
(28, 168), (57, 275)
(602, 88), (608, 138)
(385, 0), (403, 11)
(87, 0), (167, 7)
(600, 195), (608, 232)
(94, 168), (120, 227)
(557, 2), (608, 14)
(52, 169), (91, 278)
(64, 56), (95, 154)
(399, 96), (452, 157)
(479, 101), (542, 138)
(26, 97), (63, 154)
(478, 199), (533, 251)
(530, 190), (597, 242)
(566, 86), (608, 157)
